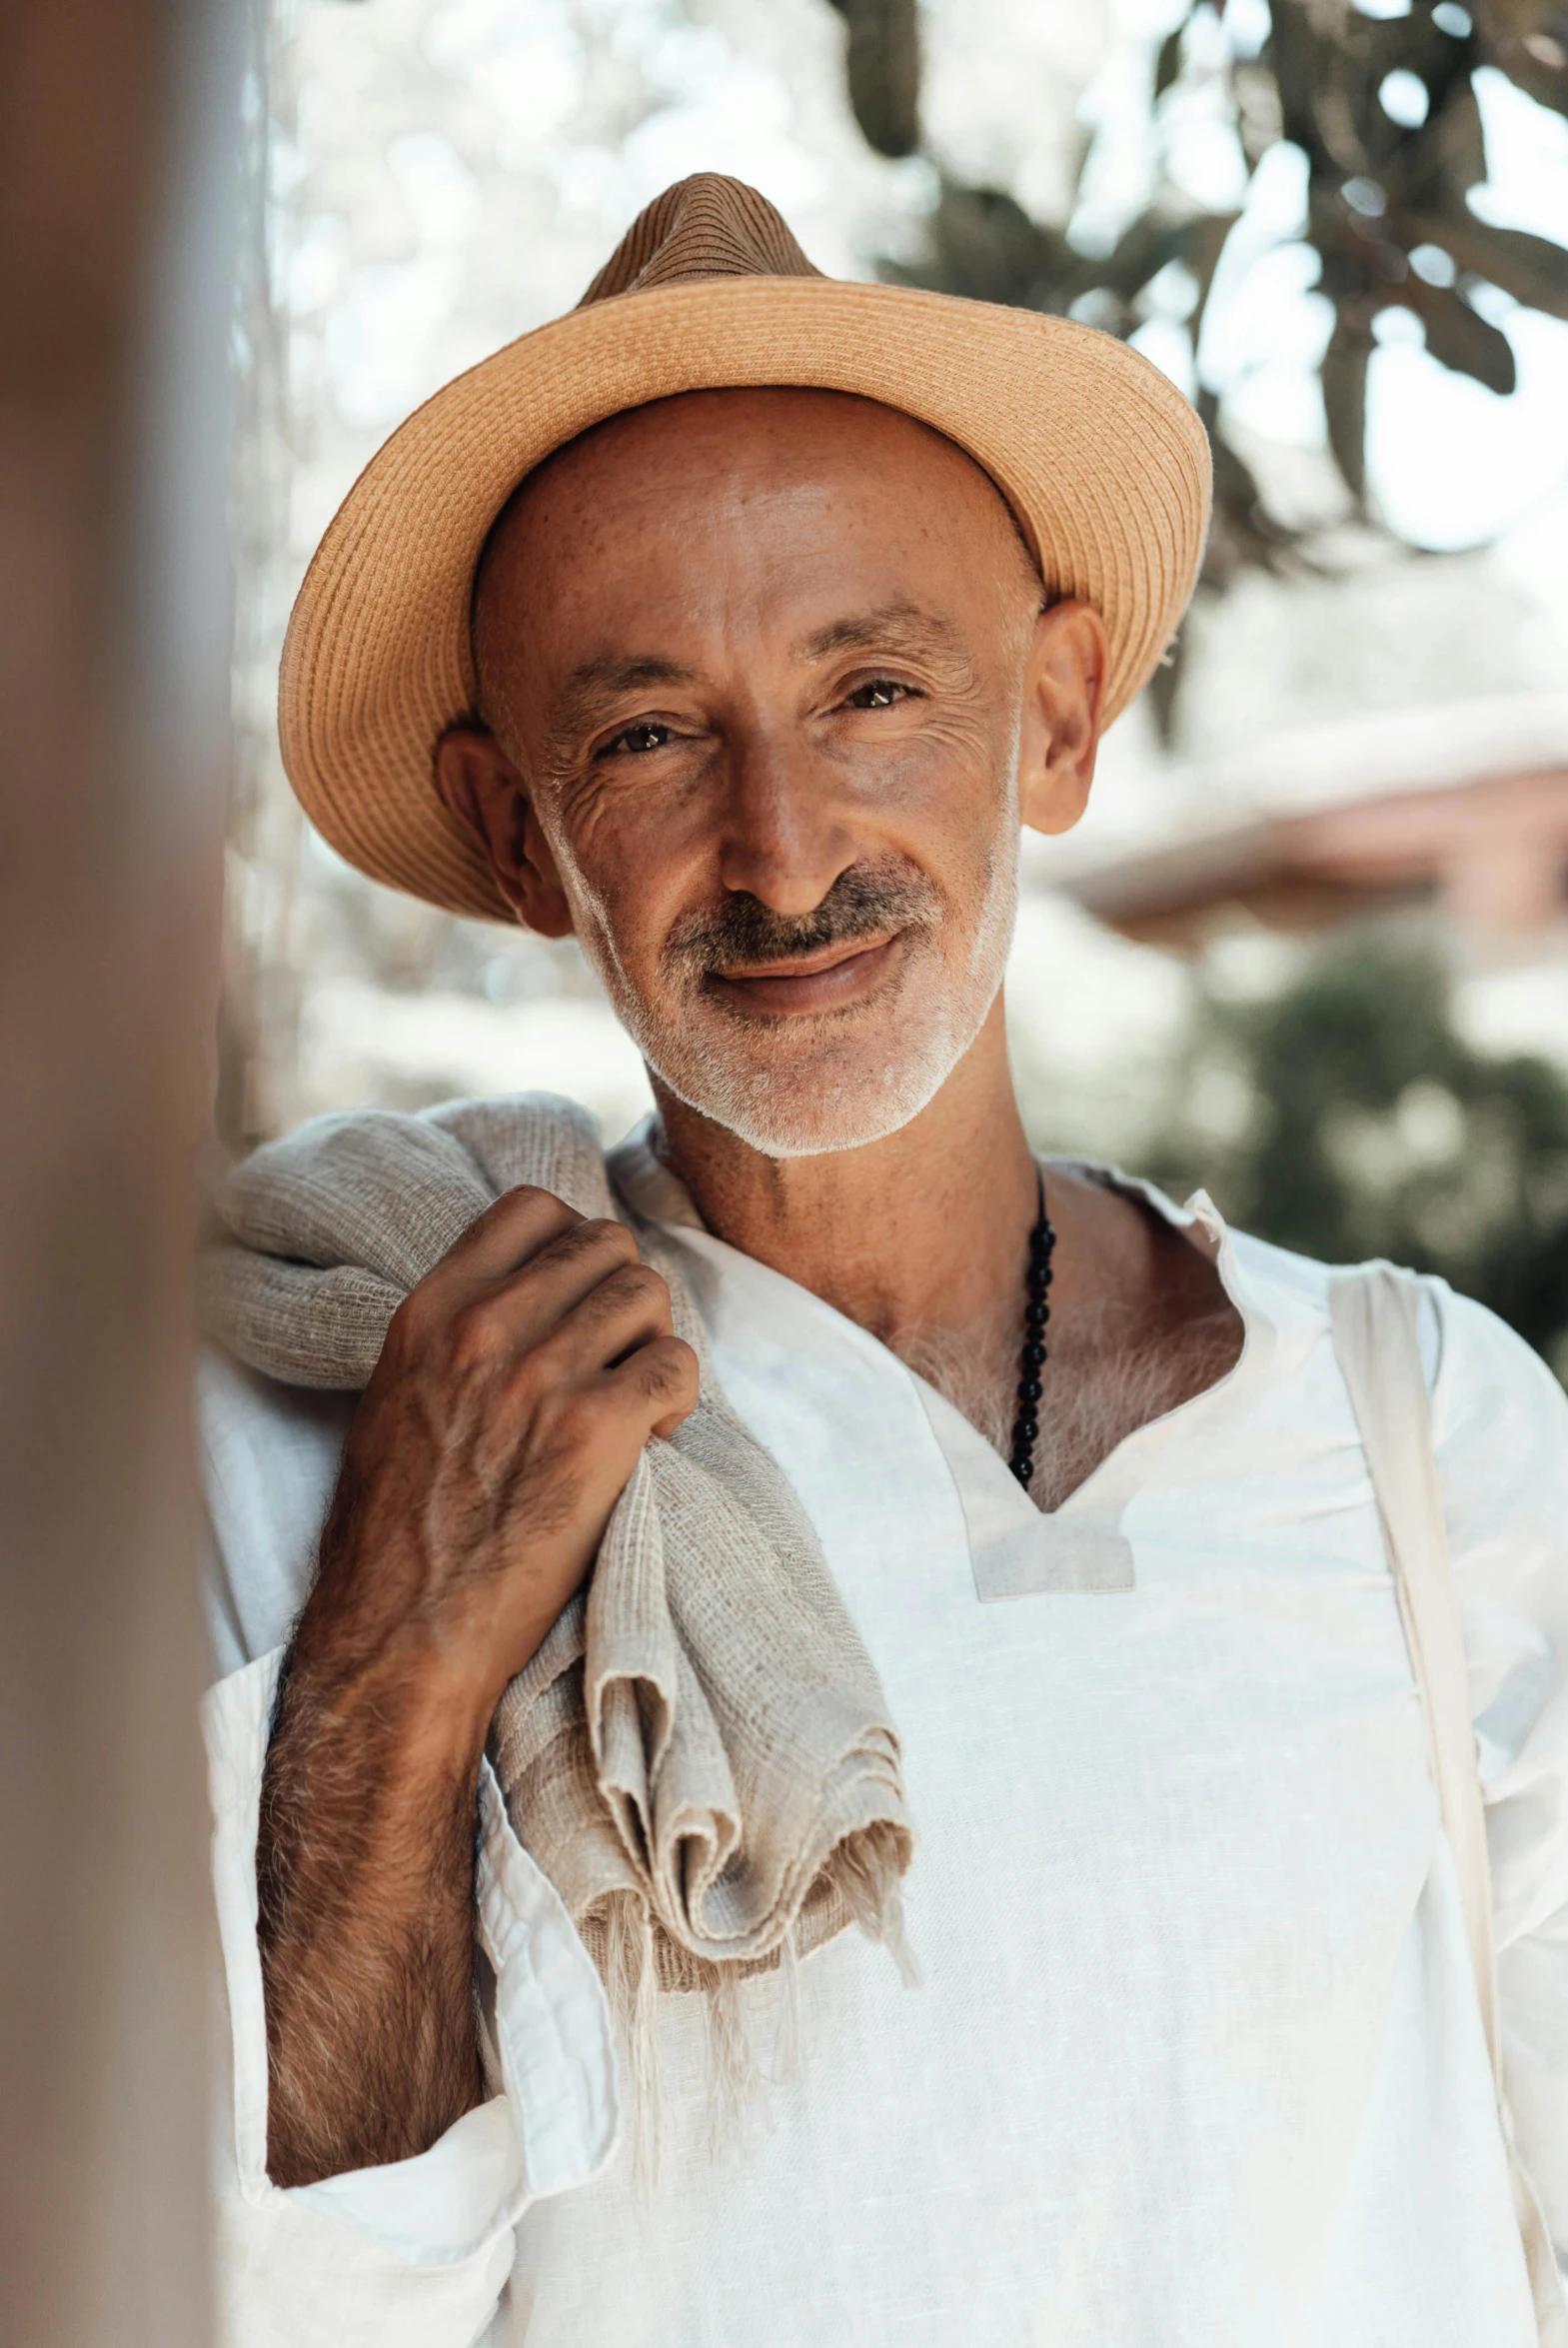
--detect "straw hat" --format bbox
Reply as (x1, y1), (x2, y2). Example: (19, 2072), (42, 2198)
(280, 173), (1211, 924)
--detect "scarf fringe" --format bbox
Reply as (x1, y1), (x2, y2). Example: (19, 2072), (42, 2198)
(836, 1827), (923, 1990)
(771, 1923), (803, 2088)
(599, 1839), (919, 2189)
(604, 1899), (664, 2188)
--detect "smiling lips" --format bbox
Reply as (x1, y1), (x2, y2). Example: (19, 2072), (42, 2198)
(706, 932), (904, 1017)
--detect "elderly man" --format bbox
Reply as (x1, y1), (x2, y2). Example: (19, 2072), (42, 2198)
(201, 177), (1568, 2346)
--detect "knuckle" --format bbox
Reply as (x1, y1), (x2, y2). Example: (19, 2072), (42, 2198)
(452, 1184), (571, 1262)
(382, 1289), (428, 1361)
(446, 1295), (501, 1368)
(645, 1335), (700, 1397)
(579, 1216), (638, 1261)
(505, 1346), (545, 1406)
(605, 1261), (668, 1311)
(547, 1387), (609, 1453)
(499, 1181), (575, 1223)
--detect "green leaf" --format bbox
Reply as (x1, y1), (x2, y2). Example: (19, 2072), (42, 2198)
(1154, 25), (1185, 98)
(1385, 86), (1488, 213)
(1404, 208), (1568, 320)
(1095, 216), (1189, 301)
(1321, 320), (1372, 500)
(1179, 211), (1243, 336)
(1267, 0), (1336, 164)
(1406, 281), (1518, 390)
(842, 0), (920, 158)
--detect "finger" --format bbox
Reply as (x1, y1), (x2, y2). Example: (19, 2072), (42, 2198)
(430, 1185), (583, 1288)
(393, 1195), (610, 1367)
(523, 1260), (674, 1383)
(603, 1332), (701, 1440)
(435, 1217), (642, 1373)
(474, 1216), (643, 1339)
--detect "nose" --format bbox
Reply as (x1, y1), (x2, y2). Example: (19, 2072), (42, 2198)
(715, 726), (858, 916)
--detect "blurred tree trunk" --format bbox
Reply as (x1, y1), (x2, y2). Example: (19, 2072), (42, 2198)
(0, 2), (237, 2343)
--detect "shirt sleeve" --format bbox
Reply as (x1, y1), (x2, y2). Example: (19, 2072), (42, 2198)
(1429, 1282), (1568, 2273)
(205, 1646), (621, 2348)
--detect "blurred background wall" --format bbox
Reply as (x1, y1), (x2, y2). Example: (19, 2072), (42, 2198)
(231, 0), (1568, 1372)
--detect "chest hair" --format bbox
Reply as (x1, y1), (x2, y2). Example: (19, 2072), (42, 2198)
(894, 1253), (1243, 1513)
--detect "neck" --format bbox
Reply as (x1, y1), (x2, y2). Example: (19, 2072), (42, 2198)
(650, 994), (1039, 1352)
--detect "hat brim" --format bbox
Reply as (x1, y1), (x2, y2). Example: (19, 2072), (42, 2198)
(280, 275), (1211, 923)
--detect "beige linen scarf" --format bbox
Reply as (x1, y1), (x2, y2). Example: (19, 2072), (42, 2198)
(202, 1093), (914, 2083)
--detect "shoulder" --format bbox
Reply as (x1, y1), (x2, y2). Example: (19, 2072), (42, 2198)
(1216, 1223), (1566, 1549)
(1225, 1237), (1567, 1775)
(1222, 1221), (1565, 1434)
(199, 1343), (355, 1681)
(1408, 1282), (1568, 1822)
(1414, 1278), (1568, 1561)
(1224, 1222), (1566, 1569)
(1418, 1273), (1568, 1442)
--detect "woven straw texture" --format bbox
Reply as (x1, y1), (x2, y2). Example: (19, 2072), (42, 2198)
(279, 173), (1211, 924)
(201, 1092), (914, 2017)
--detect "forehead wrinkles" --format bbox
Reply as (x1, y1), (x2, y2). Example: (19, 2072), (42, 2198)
(472, 397), (1040, 761)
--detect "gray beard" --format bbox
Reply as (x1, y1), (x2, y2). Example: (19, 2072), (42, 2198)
(584, 850), (1019, 1159)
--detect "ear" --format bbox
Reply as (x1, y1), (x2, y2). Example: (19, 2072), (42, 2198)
(434, 727), (574, 938)
(1016, 600), (1107, 838)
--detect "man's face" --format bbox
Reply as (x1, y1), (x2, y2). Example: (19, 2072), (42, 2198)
(458, 388), (1085, 1158)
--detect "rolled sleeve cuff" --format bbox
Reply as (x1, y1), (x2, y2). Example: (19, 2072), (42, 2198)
(203, 1648), (621, 2279)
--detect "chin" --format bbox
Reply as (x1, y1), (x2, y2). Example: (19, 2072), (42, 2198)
(646, 1010), (982, 1161)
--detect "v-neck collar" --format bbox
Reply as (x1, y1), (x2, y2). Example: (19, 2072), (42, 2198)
(610, 1122), (1277, 1601)
(911, 1186), (1273, 1597)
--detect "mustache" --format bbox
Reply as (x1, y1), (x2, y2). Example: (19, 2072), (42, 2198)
(662, 862), (943, 979)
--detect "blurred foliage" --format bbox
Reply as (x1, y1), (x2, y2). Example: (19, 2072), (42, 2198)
(1141, 930), (1568, 1375)
(823, 0), (921, 158)
(827, 0), (1568, 730)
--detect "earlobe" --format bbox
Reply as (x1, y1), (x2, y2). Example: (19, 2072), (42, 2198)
(434, 728), (574, 937)
(1017, 600), (1107, 839)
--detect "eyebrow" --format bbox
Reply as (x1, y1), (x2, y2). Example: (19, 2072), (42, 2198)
(560, 653), (698, 709)
(796, 602), (970, 667)
(542, 654), (699, 766)
(539, 604), (971, 767)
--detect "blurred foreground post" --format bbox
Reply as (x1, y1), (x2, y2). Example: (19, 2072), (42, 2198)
(0, 2), (238, 2342)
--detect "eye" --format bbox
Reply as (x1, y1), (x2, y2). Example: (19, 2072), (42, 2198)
(843, 678), (912, 711)
(606, 720), (675, 757)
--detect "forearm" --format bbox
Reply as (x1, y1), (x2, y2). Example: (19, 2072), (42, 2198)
(245, 1190), (697, 2188)
(257, 1635), (490, 2186)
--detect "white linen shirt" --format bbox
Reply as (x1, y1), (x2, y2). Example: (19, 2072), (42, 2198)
(201, 1138), (1568, 2348)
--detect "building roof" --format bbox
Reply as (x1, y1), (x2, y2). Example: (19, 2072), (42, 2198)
(1056, 695), (1568, 953)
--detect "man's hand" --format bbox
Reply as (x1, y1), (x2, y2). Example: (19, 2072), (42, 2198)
(256, 1189), (699, 2187)
(304, 1187), (699, 1711)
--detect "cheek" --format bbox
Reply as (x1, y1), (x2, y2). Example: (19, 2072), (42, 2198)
(861, 707), (1018, 862)
(544, 792), (703, 978)
(895, 723), (1020, 934)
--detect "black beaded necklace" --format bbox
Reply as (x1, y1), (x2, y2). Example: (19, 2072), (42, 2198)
(1008, 1170), (1056, 1488)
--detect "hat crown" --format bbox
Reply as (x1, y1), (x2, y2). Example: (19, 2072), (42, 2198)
(577, 173), (823, 307)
